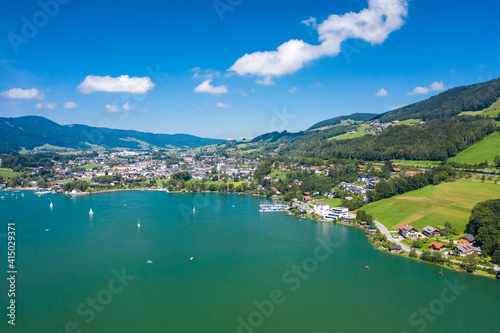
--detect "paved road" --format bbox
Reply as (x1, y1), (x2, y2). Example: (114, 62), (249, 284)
(374, 220), (412, 252)
(375, 221), (500, 272)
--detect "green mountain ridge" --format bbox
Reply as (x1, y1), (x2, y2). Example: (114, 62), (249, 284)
(0, 116), (225, 153)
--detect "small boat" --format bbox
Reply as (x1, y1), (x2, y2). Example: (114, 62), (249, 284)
(438, 268), (444, 275)
(50, 202), (53, 208)
(365, 266), (370, 269)
(137, 218), (141, 228)
(190, 257), (194, 261)
(146, 260), (153, 264)
(89, 208), (94, 215)
(193, 206), (196, 213)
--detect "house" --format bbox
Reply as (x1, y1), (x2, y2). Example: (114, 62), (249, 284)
(459, 234), (475, 245)
(392, 168), (401, 173)
(388, 244), (402, 252)
(422, 226), (440, 237)
(452, 243), (481, 257)
(398, 224), (419, 239)
(429, 242), (446, 251)
(313, 202), (330, 217)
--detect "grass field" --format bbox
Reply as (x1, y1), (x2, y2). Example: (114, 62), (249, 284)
(363, 180), (500, 237)
(391, 160), (442, 167)
(459, 97), (500, 118)
(315, 198), (342, 207)
(0, 168), (22, 179)
(78, 163), (104, 170)
(395, 118), (421, 125)
(328, 131), (374, 141)
(448, 132), (500, 164)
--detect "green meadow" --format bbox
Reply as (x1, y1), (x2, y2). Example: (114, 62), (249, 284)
(448, 132), (500, 164)
(459, 97), (500, 118)
(315, 198), (342, 207)
(363, 180), (500, 237)
(328, 131), (374, 141)
(391, 160), (441, 167)
(0, 168), (22, 179)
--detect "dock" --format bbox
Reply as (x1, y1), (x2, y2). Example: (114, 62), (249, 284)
(259, 204), (288, 212)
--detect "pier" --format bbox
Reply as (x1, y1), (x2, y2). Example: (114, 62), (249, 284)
(259, 204), (289, 212)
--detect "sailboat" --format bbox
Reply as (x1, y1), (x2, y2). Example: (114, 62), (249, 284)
(438, 268), (444, 275)
(50, 202), (53, 208)
(193, 206), (196, 213)
(89, 208), (94, 215)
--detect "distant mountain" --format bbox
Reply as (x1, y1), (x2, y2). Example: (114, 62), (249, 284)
(308, 113), (378, 130)
(0, 116), (225, 153)
(376, 77), (500, 122)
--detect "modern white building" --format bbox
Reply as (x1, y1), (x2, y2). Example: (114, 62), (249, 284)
(313, 202), (330, 217)
(325, 207), (349, 220)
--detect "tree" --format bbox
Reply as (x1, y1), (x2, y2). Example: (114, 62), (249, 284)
(409, 248), (418, 258)
(420, 251), (431, 262)
(491, 249), (500, 265)
(463, 252), (479, 273)
(494, 155), (500, 167)
(412, 238), (423, 249)
(447, 238), (455, 249)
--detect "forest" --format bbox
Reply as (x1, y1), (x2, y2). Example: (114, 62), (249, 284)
(466, 198), (500, 264)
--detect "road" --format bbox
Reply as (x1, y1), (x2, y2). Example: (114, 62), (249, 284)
(375, 221), (500, 272)
(374, 220), (412, 252)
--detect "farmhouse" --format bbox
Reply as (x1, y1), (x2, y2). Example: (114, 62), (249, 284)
(388, 244), (402, 252)
(453, 243), (481, 257)
(422, 226), (440, 237)
(398, 224), (419, 239)
(429, 242), (446, 251)
(459, 234), (475, 245)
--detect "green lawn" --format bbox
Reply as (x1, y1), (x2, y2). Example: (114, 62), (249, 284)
(448, 132), (500, 164)
(78, 163), (104, 169)
(391, 160), (441, 167)
(328, 131), (374, 141)
(459, 97), (500, 118)
(363, 180), (500, 237)
(395, 118), (421, 125)
(315, 198), (342, 207)
(0, 168), (22, 179)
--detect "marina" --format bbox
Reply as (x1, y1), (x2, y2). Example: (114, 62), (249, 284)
(258, 203), (289, 212)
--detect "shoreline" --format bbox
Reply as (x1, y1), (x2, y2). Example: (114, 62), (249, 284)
(2, 188), (497, 278)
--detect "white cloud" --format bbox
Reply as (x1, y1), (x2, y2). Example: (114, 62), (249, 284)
(229, 0), (408, 78)
(77, 75), (154, 94)
(216, 102), (230, 108)
(375, 88), (388, 97)
(387, 104), (407, 110)
(289, 87), (298, 94)
(35, 102), (56, 109)
(63, 102), (78, 109)
(255, 76), (275, 86)
(408, 81), (445, 95)
(191, 67), (219, 79)
(122, 103), (133, 110)
(430, 81), (445, 91)
(194, 79), (228, 94)
(105, 104), (118, 112)
(1, 88), (44, 100)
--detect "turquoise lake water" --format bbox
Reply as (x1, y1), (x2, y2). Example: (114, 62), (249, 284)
(0, 191), (499, 332)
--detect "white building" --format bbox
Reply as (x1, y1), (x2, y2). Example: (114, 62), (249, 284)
(313, 202), (330, 217)
(325, 207), (349, 220)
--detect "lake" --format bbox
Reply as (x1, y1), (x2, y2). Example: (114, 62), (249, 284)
(0, 191), (498, 332)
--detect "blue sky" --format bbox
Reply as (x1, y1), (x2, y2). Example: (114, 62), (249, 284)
(0, 0), (499, 140)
